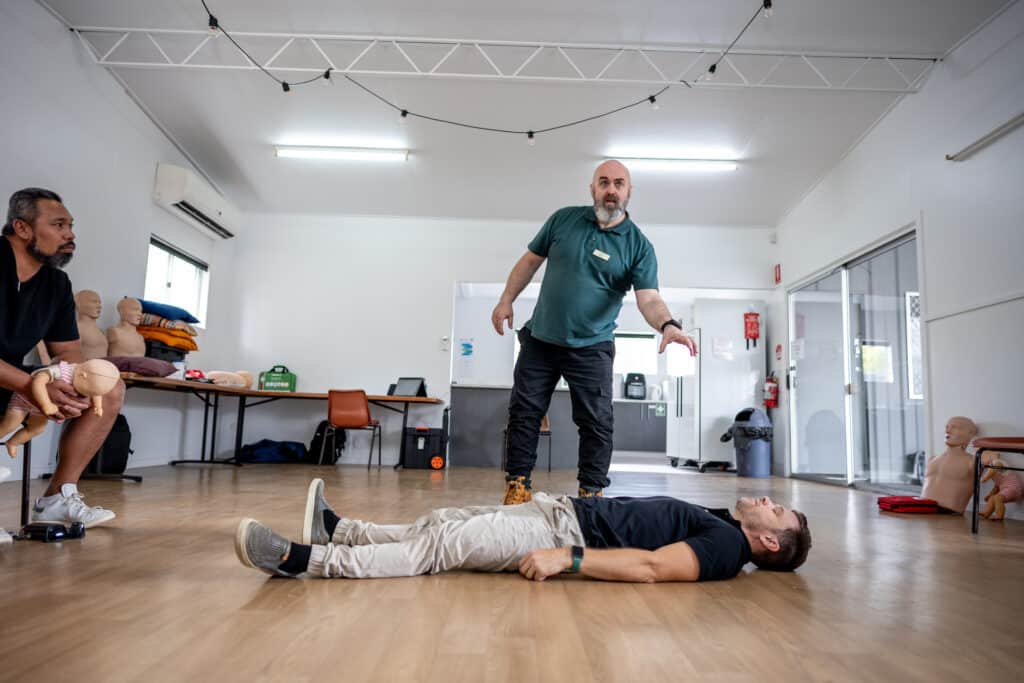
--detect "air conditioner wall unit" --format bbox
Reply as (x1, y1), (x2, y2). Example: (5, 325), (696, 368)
(153, 163), (239, 239)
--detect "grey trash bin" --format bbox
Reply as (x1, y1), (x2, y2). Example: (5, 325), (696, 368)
(720, 408), (773, 478)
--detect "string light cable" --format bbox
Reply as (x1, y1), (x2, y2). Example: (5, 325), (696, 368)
(200, 0), (776, 141)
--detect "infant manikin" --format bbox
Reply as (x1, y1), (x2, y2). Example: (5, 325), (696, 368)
(0, 359), (121, 458)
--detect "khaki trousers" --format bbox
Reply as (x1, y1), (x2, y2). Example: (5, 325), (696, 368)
(307, 492), (584, 578)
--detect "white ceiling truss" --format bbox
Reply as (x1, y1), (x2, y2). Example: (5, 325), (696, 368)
(72, 27), (939, 93)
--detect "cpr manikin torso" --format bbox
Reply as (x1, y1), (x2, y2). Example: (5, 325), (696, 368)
(75, 289), (108, 360)
(921, 416), (979, 513)
(107, 297), (145, 357)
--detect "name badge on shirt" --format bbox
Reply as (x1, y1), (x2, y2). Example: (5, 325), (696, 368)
(592, 249), (610, 261)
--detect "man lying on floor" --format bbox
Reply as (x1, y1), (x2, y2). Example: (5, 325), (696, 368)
(235, 479), (811, 582)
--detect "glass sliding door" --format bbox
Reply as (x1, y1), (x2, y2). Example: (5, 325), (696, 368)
(847, 238), (925, 487)
(788, 234), (924, 490)
(789, 271), (849, 482)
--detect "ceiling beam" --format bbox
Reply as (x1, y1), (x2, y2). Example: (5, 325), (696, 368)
(70, 26), (939, 93)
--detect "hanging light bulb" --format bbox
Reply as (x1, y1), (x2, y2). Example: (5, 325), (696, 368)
(207, 14), (219, 34)
(281, 81), (291, 93)
(527, 131), (536, 146)
(648, 95), (659, 111)
(704, 63), (717, 81)
(323, 68), (333, 85)
(763, 0), (773, 18)
(399, 109), (409, 124)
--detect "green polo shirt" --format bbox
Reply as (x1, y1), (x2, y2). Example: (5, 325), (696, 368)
(525, 206), (659, 348)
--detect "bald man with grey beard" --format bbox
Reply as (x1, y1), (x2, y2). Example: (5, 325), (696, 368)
(491, 161), (699, 505)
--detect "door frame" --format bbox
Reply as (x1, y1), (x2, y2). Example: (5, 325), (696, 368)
(786, 224), (920, 488)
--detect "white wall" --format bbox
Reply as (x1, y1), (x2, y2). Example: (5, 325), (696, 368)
(229, 213), (774, 465)
(772, 4), (1024, 514)
(0, 2), (238, 479)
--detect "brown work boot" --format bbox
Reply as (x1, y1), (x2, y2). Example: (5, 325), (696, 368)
(577, 487), (603, 498)
(503, 476), (533, 505)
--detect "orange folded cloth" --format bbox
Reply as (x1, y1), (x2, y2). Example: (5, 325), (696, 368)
(137, 326), (199, 351)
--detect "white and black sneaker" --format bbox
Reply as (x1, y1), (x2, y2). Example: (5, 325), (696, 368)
(32, 483), (116, 528)
(302, 478), (335, 545)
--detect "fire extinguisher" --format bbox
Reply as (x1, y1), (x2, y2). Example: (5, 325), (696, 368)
(763, 372), (779, 409)
(744, 311), (760, 350)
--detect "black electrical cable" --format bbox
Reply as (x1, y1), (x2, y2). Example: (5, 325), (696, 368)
(707, 3), (764, 76)
(200, 0), (770, 138)
(345, 75), (670, 135)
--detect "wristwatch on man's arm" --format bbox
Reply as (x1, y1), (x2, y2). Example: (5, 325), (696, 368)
(566, 545), (584, 573)
(660, 319), (682, 333)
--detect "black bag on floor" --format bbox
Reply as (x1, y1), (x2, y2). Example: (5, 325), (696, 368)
(309, 419), (345, 464)
(237, 439), (309, 464)
(85, 414), (133, 475)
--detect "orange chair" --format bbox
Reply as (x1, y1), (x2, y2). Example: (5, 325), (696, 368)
(325, 390), (382, 469)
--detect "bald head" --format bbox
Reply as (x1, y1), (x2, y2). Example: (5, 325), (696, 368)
(944, 415), (978, 448)
(590, 160), (632, 226)
(592, 160), (631, 186)
(117, 297), (143, 326)
(75, 289), (102, 319)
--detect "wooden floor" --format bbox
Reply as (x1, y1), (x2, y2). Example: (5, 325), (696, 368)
(1, 462), (1022, 682)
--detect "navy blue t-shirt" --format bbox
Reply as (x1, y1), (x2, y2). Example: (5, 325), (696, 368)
(571, 496), (752, 581)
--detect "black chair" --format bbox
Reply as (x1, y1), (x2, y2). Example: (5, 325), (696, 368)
(0, 421), (36, 528)
(971, 437), (1024, 533)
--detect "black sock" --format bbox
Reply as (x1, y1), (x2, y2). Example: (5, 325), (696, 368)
(323, 509), (340, 539)
(277, 543), (312, 575)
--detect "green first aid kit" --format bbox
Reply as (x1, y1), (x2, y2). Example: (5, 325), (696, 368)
(258, 365), (297, 392)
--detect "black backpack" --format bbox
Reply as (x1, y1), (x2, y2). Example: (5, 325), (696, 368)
(86, 414), (133, 475)
(309, 419), (346, 464)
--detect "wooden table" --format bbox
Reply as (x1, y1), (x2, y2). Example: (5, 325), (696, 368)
(122, 376), (443, 469)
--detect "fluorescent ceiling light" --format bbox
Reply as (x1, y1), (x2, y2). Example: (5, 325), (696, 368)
(275, 145), (409, 161)
(606, 157), (738, 172)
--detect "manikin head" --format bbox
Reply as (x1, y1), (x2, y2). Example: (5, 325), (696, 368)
(75, 290), (102, 320)
(734, 496), (812, 572)
(944, 416), (978, 449)
(3, 188), (75, 268)
(71, 359), (120, 397)
(590, 160), (632, 225)
(117, 297), (143, 326)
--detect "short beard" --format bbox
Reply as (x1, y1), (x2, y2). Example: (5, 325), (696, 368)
(593, 202), (625, 225)
(28, 237), (73, 268)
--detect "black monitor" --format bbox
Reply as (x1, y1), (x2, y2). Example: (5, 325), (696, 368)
(392, 377), (427, 397)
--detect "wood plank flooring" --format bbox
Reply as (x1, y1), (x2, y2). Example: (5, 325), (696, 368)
(1, 463), (1022, 682)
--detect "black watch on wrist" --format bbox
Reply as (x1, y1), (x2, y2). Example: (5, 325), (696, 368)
(660, 319), (682, 333)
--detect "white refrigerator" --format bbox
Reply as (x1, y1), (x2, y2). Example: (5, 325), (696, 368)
(665, 298), (768, 470)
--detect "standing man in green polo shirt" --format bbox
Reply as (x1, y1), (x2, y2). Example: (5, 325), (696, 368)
(492, 160), (698, 505)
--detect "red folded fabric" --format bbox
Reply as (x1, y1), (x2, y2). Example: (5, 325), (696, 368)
(877, 495), (940, 513)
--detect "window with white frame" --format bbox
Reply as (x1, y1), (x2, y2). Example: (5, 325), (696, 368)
(144, 237), (209, 326)
(613, 332), (657, 376)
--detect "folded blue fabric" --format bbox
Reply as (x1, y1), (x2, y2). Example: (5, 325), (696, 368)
(137, 298), (199, 323)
